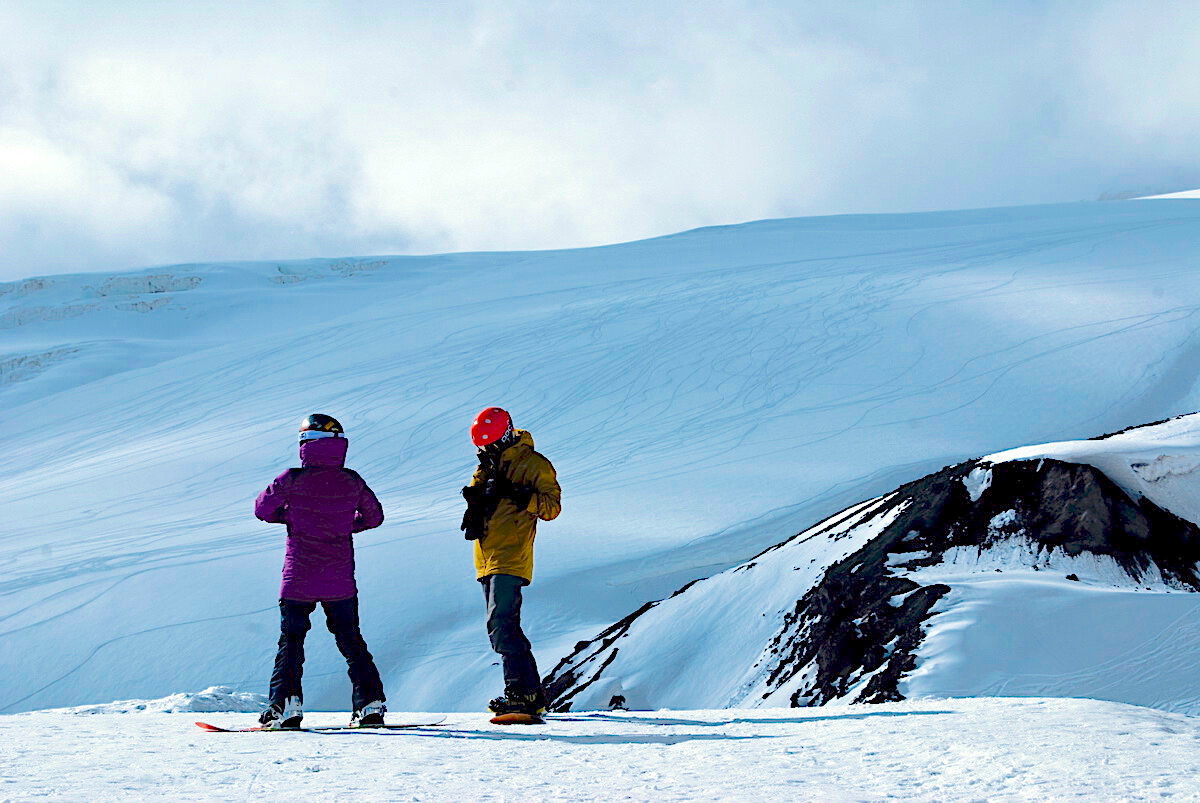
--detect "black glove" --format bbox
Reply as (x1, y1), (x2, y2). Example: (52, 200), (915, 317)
(461, 508), (486, 541)
(461, 485), (488, 541)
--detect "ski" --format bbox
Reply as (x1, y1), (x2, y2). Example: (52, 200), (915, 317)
(195, 718), (445, 733)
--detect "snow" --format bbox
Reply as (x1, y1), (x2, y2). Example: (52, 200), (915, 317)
(60, 687), (267, 715)
(2, 699), (1197, 799)
(962, 466), (993, 502)
(1138, 189), (1200, 199)
(7, 199), (1200, 714)
(907, 574), (1200, 716)
(906, 536), (1200, 714)
(987, 509), (1019, 534)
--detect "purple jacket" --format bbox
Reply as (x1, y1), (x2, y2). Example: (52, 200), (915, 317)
(254, 437), (384, 601)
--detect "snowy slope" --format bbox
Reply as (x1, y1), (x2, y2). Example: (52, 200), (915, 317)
(5, 200), (1200, 713)
(545, 414), (1200, 715)
(3, 699), (1199, 800)
(1139, 189), (1200, 199)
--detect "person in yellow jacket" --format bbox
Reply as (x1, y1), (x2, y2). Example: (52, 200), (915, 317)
(460, 407), (561, 716)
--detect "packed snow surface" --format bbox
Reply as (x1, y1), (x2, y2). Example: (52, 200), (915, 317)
(2, 699), (1198, 800)
(5, 200), (1200, 713)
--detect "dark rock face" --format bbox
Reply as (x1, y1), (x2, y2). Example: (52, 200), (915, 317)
(543, 458), (1200, 711)
(543, 602), (654, 712)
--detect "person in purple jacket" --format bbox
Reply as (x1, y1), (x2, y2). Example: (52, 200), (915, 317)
(253, 413), (387, 729)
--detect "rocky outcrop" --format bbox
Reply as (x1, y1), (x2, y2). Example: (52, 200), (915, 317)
(543, 456), (1200, 711)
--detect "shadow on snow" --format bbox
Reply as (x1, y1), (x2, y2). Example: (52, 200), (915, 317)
(546, 709), (955, 728)
(311, 729), (788, 745)
(302, 709), (953, 744)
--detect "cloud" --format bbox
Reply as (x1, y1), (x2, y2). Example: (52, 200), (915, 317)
(1, 1), (1199, 279)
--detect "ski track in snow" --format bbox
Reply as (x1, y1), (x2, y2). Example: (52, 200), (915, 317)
(4, 201), (1200, 712)
(2, 700), (1199, 800)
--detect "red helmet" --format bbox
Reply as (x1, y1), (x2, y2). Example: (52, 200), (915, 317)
(471, 407), (512, 447)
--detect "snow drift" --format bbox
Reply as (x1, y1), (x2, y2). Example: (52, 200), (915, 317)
(56, 686), (267, 715)
(544, 414), (1200, 715)
(5, 199), (1200, 713)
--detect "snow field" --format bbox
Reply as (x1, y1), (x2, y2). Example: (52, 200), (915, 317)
(909, 573), (1200, 715)
(6, 200), (1200, 713)
(2, 699), (1197, 800)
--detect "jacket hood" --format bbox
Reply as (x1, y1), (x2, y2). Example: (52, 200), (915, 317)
(495, 429), (534, 456)
(300, 436), (349, 467)
(509, 429), (534, 450)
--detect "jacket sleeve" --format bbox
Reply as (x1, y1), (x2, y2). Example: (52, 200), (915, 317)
(353, 479), (385, 533)
(255, 471), (292, 524)
(466, 465), (485, 489)
(525, 453), (562, 522)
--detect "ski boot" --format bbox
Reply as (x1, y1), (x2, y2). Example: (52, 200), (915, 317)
(488, 688), (547, 717)
(350, 700), (387, 728)
(258, 696), (303, 730)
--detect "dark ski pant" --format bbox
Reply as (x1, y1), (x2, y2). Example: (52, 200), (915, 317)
(481, 573), (542, 694)
(269, 596), (385, 711)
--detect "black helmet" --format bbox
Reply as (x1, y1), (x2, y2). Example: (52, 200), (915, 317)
(299, 413), (344, 443)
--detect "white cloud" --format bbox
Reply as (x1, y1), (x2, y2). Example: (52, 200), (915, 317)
(0, 1), (1199, 279)
(0, 127), (172, 244)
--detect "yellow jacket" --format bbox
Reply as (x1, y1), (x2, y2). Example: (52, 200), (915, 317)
(469, 430), (561, 582)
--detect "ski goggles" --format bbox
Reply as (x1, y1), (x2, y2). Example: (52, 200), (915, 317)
(299, 430), (345, 443)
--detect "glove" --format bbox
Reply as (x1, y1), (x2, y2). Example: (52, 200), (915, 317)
(461, 510), (486, 541)
(461, 485), (486, 540)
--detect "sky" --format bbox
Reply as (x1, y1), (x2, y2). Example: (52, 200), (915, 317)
(1, 0), (1199, 280)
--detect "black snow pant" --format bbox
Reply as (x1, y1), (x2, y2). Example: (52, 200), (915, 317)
(269, 596), (385, 711)
(481, 573), (542, 695)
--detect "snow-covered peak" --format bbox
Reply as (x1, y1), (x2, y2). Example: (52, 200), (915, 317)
(982, 412), (1200, 525)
